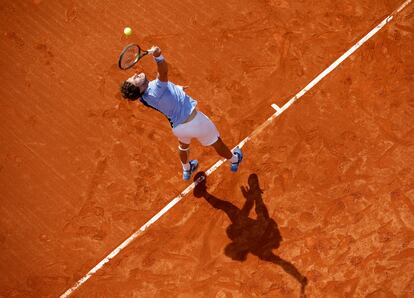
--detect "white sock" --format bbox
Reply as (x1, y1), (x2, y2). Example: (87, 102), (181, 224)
(182, 162), (191, 170)
(230, 153), (238, 163)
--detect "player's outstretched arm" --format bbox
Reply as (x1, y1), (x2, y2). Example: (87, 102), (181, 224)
(150, 46), (168, 82)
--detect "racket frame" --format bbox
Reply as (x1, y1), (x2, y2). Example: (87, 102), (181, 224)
(118, 44), (154, 70)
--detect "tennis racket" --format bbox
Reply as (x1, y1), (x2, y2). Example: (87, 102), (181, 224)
(118, 44), (155, 70)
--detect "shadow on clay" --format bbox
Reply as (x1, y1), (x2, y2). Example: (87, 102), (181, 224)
(193, 172), (308, 298)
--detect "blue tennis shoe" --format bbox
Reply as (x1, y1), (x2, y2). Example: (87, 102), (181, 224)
(230, 147), (243, 172)
(183, 160), (198, 181)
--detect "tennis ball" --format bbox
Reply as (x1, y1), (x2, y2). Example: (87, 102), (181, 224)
(123, 27), (132, 36)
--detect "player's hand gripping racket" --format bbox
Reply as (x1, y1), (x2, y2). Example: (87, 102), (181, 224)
(118, 44), (155, 70)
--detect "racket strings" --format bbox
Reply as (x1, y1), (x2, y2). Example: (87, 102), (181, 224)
(119, 44), (143, 70)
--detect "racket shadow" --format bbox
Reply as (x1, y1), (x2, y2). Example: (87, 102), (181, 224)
(193, 172), (308, 298)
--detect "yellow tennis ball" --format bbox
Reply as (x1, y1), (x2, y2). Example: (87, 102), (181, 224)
(123, 27), (132, 36)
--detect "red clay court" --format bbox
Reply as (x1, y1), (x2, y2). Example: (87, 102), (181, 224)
(1, 0), (413, 297)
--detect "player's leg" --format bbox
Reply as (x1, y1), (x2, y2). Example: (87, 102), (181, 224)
(173, 123), (199, 180)
(210, 138), (243, 172)
(210, 137), (233, 159)
(178, 141), (198, 181)
(192, 111), (243, 172)
(178, 141), (190, 164)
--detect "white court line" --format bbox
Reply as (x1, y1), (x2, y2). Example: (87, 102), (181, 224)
(60, 1), (412, 296)
(271, 103), (282, 113)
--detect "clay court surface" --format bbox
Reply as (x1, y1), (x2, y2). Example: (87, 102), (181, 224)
(1, 0), (414, 297)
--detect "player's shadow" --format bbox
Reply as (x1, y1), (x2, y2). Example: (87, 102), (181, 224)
(193, 172), (308, 297)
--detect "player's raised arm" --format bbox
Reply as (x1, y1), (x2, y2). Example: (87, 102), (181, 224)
(150, 46), (168, 82)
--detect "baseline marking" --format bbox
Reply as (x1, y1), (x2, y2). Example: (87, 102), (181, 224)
(271, 103), (282, 113)
(60, 0), (412, 296)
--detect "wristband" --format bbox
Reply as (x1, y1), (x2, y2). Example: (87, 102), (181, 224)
(154, 54), (165, 63)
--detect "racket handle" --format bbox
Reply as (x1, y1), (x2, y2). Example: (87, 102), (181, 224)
(147, 48), (155, 55)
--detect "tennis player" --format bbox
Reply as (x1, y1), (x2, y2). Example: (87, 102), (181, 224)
(120, 45), (243, 181)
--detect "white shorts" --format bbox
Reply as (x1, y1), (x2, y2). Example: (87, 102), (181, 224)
(172, 111), (220, 146)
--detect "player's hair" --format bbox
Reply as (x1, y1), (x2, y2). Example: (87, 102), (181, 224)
(120, 81), (142, 100)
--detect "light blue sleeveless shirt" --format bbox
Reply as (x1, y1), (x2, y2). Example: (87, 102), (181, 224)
(141, 79), (197, 128)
